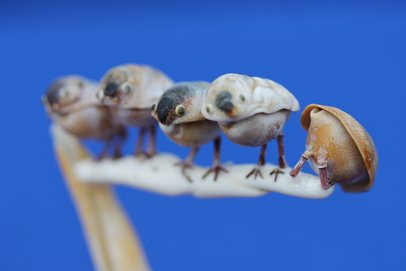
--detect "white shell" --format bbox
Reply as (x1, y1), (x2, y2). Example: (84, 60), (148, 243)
(158, 120), (220, 148)
(51, 76), (102, 114)
(202, 73), (300, 122)
(219, 110), (291, 147)
(100, 64), (174, 109)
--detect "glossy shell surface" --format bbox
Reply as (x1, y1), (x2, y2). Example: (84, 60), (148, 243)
(301, 104), (378, 192)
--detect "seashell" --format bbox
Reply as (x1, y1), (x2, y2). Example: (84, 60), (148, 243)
(290, 104), (378, 193)
(98, 64), (174, 109)
(152, 82), (226, 181)
(43, 76), (126, 159)
(202, 73), (299, 122)
(98, 64), (174, 157)
(202, 73), (299, 180)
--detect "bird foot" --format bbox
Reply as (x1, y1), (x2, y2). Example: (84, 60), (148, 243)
(202, 165), (228, 181)
(246, 167), (264, 179)
(270, 168), (285, 182)
(174, 161), (194, 183)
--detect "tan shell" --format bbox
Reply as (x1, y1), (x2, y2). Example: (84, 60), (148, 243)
(301, 104), (378, 193)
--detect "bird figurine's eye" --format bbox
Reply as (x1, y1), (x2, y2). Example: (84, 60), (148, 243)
(151, 103), (157, 112)
(78, 81), (84, 88)
(206, 104), (213, 114)
(122, 82), (132, 94)
(96, 89), (104, 101)
(175, 105), (186, 116)
(237, 94), (245, 103)
(59, 88), (69, 98)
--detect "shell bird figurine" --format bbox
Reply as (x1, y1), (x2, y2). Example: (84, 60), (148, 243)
(151, 82), (227, 181)
(42, 75), (126, 159)
(290, 104), (378, 192)
(97, 64), (174, 157)
(202, 73), (300, 180)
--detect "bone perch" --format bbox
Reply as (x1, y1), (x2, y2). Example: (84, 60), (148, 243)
(50, 127), (336, 200)
(51, 124), (151, 271)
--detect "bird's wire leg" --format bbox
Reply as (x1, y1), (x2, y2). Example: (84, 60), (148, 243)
(96, 140), (111, 161)
(146, 125), (157, 158)
(246, 144), (267, 179)
(319, 167), (330, 190)
(175, 147), (200, 183)
(316, 156), (331, 190)
(277, 131), (286, 169)
(134, 128), (146, 157)
(289, 151), (311, 177)
(270, 132), (286, 182)
(112, 128), (127, 159)
(202, 136), (228, 181)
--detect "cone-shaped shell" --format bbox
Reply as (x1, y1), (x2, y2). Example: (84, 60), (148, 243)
(301, 104), (378, 193)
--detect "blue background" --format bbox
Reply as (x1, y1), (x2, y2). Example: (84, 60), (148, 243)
(1, 0), (405, 270)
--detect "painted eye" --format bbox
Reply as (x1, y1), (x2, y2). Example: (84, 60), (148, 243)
(59, 88), (69, 98)
(237, 94), (245, 103)
(78, 81), (84, 88)
(151, 103), (157, 112)
(122, 82), (132, 94)
(175, 105), (186, 116)
(206, 104), (213, 114)
(96, 89), (104, 101)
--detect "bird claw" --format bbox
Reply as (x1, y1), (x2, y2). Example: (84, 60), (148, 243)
(174, 162), (193, 182)
(202, 165), (228, 181)
(270, 168), (285, 182)
(246, 167), (263, 179)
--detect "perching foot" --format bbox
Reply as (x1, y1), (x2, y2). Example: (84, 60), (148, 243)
(174, 161), (193, 183)
(202, 165), (228, 181)
(246, 167), (263, 179)
(270, 168), (284, 182)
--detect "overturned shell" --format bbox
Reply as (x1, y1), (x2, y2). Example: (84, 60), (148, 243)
(301, 104), (378, 193)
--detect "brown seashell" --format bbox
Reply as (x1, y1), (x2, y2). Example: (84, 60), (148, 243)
(298, 104), (378, 193)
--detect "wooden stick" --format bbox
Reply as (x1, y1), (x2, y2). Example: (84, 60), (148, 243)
(52, 125), (150, 271)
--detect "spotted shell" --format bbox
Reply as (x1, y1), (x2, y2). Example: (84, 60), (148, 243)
(301, 104), (378, 193)
(202, 73), (300, 122)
